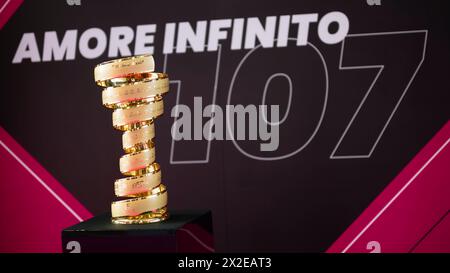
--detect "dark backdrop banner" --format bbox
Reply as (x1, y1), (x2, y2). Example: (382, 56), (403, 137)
(0, 0), (449, 252)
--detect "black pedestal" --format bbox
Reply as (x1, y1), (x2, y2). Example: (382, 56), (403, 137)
(61, 210), (214, 253)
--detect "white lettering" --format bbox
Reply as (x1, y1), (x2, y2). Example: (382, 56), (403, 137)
(79, 27), (107, 59)
(318, 11), (349, 44)
(108, 26), (134, 57)
(13, 33), (41, 63)
(134, 24), (156, 55)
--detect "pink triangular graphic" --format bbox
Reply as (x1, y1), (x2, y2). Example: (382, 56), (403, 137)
(328, 121), (450, 253)
(0, 126), (92, 252)
(0, 0), (23, 30)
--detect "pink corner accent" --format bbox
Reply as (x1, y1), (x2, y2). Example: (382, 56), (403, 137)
(0, 126), (92, 253)
(0, 0), (23, 30)
(328, 121), (450, 253)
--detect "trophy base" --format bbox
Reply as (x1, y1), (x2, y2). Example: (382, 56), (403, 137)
(62, 210), (214, 253)
(112, 207), (169, 224)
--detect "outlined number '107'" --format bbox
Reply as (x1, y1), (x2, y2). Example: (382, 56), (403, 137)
(330, 30), (428, 159)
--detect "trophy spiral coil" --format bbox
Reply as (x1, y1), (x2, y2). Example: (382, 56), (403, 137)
(94, 54), (169, 224)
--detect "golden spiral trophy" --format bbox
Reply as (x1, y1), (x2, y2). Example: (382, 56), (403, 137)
(94, 54), (169, 224)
